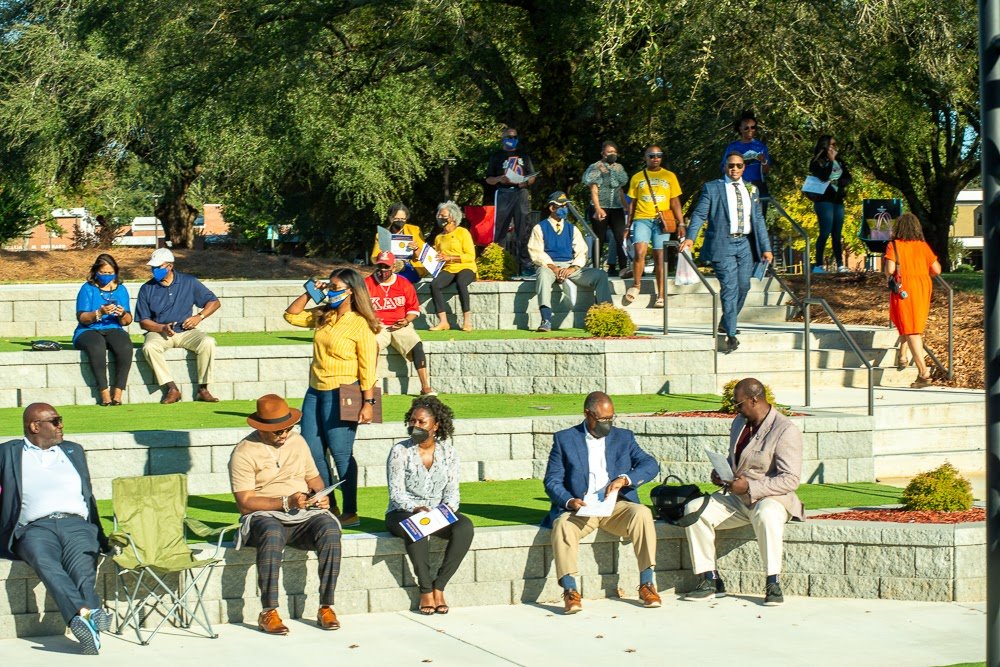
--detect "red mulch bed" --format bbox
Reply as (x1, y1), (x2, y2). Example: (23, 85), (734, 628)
(660, 411), (808, 418)
(812, 508), (984, 524)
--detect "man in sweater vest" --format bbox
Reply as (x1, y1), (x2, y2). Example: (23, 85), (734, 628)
(527, 191), (612, 332)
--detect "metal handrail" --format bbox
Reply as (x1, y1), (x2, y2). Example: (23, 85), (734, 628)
(567, 202), (601, 269)
(762, 196), (811, 300)
(803, 297), (874, 416)
(924, 275), (955, 380)
(762, 265), (804, 316)
(661, 240), (719, 374)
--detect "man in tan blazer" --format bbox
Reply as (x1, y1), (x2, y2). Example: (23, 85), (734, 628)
(682, 377), (804, 606)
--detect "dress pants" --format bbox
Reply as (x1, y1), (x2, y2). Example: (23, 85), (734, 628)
(142, 328), (216, 386)
(712, 236), (753, 337)
(385, 510), (474, 594)
(14, 516), (102, 624)
(684, 493), (790, 576)
(244, 512), (342, 609)
(550, 501), (656, 579)
(494, 187), (534, 273)
(535, 263), (613, 310)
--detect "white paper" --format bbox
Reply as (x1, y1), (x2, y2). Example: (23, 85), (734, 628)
(575, 488), (619, 517)
(801, 175), (829, 195)
(504, 168), (538, 185)
(705, 448), (735, 482)
(390, 234), (413, 259)
(309, 479), (346, 501)
(377, 226), (393, 252)
(560, 277), (578, 306)
(400, 504), (458, 541)
(417, 244), (446, 278)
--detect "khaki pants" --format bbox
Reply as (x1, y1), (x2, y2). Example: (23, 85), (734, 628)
(551, 501), (656, 579)
(374, 323), (421, 377)
(535, 263), (613, 310)
(684, 492), (790, 577)
(142, 328), (216, 386)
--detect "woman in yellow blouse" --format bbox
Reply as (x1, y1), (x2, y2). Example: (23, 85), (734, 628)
(284, 267), (381, 527)
(428, 201), (477, 332)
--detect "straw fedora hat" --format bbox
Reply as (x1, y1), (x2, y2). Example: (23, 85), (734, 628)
(247, 394), (302, 432)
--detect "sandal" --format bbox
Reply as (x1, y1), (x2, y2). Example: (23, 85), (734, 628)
(622, 286), (640, 306)
(653, 297), (664, 308)
(418, 606), (436, 615)
(435, 604), (449, 615)
(894, 347), (909, 370)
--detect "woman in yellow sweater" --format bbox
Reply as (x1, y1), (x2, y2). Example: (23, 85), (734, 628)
(429, 201), (477, 332)
(284, 267), (381, 527)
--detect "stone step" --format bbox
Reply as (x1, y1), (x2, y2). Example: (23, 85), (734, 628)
(724, 367), (912, 392)
(873, 424), (985, 457)
(872, 401), (984, 429)
(874, 450), (986, 480)
(714, 348), (907, 373)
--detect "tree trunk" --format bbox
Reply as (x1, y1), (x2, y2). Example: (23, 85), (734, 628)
(155, 165), (202, 248)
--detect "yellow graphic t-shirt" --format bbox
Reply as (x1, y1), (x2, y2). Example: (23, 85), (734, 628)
(627, 168), (682, 222)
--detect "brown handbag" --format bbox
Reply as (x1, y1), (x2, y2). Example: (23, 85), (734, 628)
(643, 168), (678, 234)
(339, 384), (383, 423)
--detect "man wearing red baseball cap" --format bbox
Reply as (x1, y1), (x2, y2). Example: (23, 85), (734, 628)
(364, 252), (435, 396)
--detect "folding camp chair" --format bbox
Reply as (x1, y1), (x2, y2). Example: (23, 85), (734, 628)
(109, 474), (239, 645)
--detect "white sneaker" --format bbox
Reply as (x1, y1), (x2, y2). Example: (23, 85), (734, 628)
(811, 266), (827, 274)
(837, 265), (850, 273)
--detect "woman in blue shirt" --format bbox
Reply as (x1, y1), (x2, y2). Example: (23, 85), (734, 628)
(73, 253), (134, 405)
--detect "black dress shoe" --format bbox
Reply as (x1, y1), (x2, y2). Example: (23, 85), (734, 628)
(725, 335), (740, 353)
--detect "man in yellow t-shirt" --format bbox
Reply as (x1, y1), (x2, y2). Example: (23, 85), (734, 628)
(229, 394), (343, 636)
(624, 145), (686, 309)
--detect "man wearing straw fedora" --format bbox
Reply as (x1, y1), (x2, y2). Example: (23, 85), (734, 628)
(228, 394), (344, 635)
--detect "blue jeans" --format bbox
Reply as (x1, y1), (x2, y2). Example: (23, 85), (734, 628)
(300, 386), (359, 514)
(711, 236), (753, 337)
(814, 201), (844, 267)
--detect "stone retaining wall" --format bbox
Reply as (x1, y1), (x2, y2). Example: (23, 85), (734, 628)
(0, 519), (983, 639)
(22, 414), (873, 499)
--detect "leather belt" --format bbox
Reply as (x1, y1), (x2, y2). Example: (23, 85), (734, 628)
(728, 233), (747, 238)
(34, 512), (85, 522)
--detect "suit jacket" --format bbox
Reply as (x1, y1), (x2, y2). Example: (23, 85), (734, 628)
(0, 438), (108, 560)
(542, 423), (659, 528)
(686, 179), (771, 264)
(728, 409), (804, 520)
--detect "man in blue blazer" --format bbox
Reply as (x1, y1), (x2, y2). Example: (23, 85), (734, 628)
(681, 153), (773, 353)
(0, 403), (110, 654)
(543, 392), (660, 614)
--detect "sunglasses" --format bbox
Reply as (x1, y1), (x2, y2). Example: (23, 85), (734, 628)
(390, 218), (408, 224)
(743, 124), (757, 130)
(726, 163), (746, 169)
(646, 152), (663, 158)
(35, 416), (63, 427)
(272, 426), (294, 436)
(733, 393), (761, 409)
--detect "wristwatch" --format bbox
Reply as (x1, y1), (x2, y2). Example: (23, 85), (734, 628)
(364, 398), (377, 406)
(281, 496), (290, 512)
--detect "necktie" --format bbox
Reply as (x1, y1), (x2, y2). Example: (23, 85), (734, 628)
(733, 182), (745, 233)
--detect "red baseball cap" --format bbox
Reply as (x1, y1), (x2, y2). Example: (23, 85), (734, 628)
(374, 251), (396, 266)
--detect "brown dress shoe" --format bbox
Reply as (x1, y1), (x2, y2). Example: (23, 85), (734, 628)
(638, 583), (662, 608)
(257, 609), (289, 635)
(318, 606), (340, 630)
(160, 387), (182, 404)
(563, 589), (582, 615)
(195, 387), (220, 402)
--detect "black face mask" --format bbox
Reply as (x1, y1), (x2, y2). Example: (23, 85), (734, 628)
(604, 154), (618, 164)
(408, 426), (431, 444)
(375, 268), (393, 282)
(389, 220), (406, 231)
(589, 420), (612, 438)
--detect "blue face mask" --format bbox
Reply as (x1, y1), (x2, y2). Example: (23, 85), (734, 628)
(327, 289), (350, 307)
(96, 273), (115, 286)
(152, 266), (169, 282)
(555, 206), (568, 220)
(502, 137), (519, 150)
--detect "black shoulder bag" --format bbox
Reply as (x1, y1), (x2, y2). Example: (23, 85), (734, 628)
(648, 475), (710, 527)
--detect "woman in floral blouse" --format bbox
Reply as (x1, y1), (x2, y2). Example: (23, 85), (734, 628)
(385, 396), (474, 615)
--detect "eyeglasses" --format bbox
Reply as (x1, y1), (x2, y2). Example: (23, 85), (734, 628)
(743, 124), (757, 130)
(390, 218), (408, 224)
(733, 393), (761, 409)
(588, 413), (616, 424)
(726, 163), (745, 169)
(34, 416), (63, 427)
(646, 152), (663, 158)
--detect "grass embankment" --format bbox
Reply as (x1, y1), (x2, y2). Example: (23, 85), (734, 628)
(0, 393), (723, 436)
(94, 479), (904, 537)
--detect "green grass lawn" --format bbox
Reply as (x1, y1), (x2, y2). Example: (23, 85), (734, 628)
(0, 393), (722, 436)
(941, 271), (982, 295)
(94, 479), (905, 538)
(0, 328), (620, 353)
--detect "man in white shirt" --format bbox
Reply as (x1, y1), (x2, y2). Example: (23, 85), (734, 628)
(542, 392), (661, 614)
(0, 403), (110, 654)
(527, 191), (613, 332)
(681, 153), (773, 353)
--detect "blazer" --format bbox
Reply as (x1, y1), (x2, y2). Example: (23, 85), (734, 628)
(686, 179), (771, 264)
(542, 423), (659, 528)
(0, 438), (108, 560)
(808, 157), (853, 204)
(728, 409), (805, 520)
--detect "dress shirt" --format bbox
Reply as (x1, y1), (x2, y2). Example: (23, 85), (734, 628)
(527, 217), (590, 268)
(19, 438), (88, 524)
(725, 178), (752, 234)
(584, 430), (610, 496)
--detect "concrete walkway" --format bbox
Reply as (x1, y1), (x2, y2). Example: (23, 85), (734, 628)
(1, 596), (984, 667)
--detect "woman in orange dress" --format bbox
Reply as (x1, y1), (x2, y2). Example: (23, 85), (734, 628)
(883, 213), (941, 388)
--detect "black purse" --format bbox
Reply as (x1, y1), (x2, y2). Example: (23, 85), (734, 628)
(887, 240), (907, 299)
(31, 340), (63, 351)
(648, 475), (711, 527)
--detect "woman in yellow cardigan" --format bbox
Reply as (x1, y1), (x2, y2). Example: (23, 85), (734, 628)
(429, 201), (477, 332)
(284, 267), (381, 527)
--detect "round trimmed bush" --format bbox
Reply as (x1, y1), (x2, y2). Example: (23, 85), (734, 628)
(901, 462), (973, 511)
(476, 242), (517, 280)
(719, 378), (778, 414)
(584, 303), (637, 337)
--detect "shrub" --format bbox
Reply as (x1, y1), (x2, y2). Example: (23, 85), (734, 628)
(584, 303), (637, 337)
(953, 263), (976, 274)
(476, 242), (517, 280)
(719, 378), (777, 414)
(901, 462), (973, 511)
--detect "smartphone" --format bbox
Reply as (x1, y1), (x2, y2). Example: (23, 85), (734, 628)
(304, 279), (326, 304)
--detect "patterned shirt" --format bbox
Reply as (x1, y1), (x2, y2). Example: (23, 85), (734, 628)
(385, 440), (460, 513)
(581, 161), (629, 209)
(283, 309), (378, 391)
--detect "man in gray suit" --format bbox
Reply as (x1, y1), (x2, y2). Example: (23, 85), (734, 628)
(680, 153), (772, 353)
(0, 403), (110, 654)
(682, 378), (803, 606)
